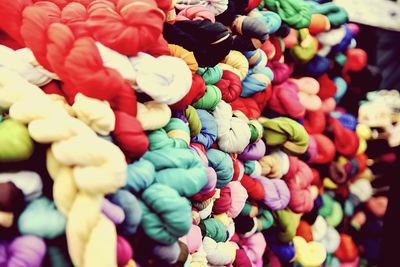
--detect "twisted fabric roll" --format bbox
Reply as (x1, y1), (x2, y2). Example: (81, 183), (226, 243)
(164, 20), (233, 67)
(349, 179), (372, 202)
(213, 181), (248, 218)
(269, 61), (291, 85)
(125, 158), (156, 193)
(335, 234), (358, 262)
(0, 235), (46, 267)
(0, 171), (42, 201)
(243, 49), (268, 70)
(317, 25), (347, 50)
(320, 226), (340, 254)
(147, 120), (190, 151)
(0, 3), (157, 160)
(190, 143), (218, 195)
(197, 66), (223, 85)
(274, 209), (301, 243)
(200, 0), (229, 16)
(231, 15), (269, 45)
(240, 232), (267, 266)
(109, 190), (142, 237)
(293, 236), (327, 267)
(102, 198), (125, 225)
(215, 70), (242, 103)
(18, 197), (66, 239)
(171, 74), (207, 110)
(130, 52), (193, 105)
(241, 67), (274, 97)
(202, 237), (236, 266)
(306, 55), (330, 78)
(291, 29), (318, 63)
(296, 220), (313, 242)
(258, 149), (289, 178)
(329, 117), (360, 158)
(252, 175), (290, 210)
(310, 134), (336, 164)
(219, 50), (249, 80)
(207, 148), (234, 188)
(291, 77), (322, 111)
(259, 116), (309, 155)
(284, 157), (314, 213)
(213, 100), (251, 153)
(87, 0), (167, 56)
(192, 85), (222, 111)
(309, 14), (330, 34)
(143, 148), (207, 197)
(185, 106), (203, 137)
(117, 236), (133, 267)
(72, 93), (116, 136)
(176, 6), (216, 22)
(268, 80), (306, 119)
(304, 108), (326, 134)
(308, 1), (348, 28)
(248, 9), (282, 34)
(267, 237), (295, 263)
(169, 44), (199, 73)
(1, 68), (127, 267)
(137, 101), (171, 131)
(262, 0), (312, 29)
(139, 183), (192, 245)
(256, 208), (274, 231)
(239, 140), (266, 161)
(312, 215), (328, 241)
(0, 119), (34, 162)
(248, 119), (264, 143)
(199, 218), (227, 242)
(240, 174), (265, 202)
(0, 45), (54, 86)
(192, 109), (218, 150)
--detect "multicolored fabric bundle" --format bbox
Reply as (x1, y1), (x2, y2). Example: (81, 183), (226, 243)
(0, 0), (393, 266)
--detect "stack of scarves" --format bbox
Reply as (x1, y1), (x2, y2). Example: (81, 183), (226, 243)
(0, 0), (392, 266)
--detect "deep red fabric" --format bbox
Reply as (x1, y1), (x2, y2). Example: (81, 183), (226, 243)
(240, 174), (265, 202)
(191, 188), (217, 202)
(113, 111), (149, 161)
(230, 85), (272, 119)
(329, 118), (360, 158)
(304, 108), (326, 134)
(171, 74), (206, 110)
(215, 70), (242, 103)
(317, 74), (337, 101)
(213, 186), (232, 214)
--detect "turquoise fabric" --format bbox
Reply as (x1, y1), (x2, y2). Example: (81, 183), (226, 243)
(139, 184), (192, 245)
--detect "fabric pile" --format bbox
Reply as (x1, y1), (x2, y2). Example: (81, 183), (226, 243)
(0, 0), (393, 266)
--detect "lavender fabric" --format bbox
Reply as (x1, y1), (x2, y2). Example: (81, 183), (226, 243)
(152, 242), (180, 264)
(102, 198), (126, 225)
(239, 140), (266, 161)
(252, 175), (290, 210)
(0, 236), (46, 267)
(199, 167), (218, 194)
